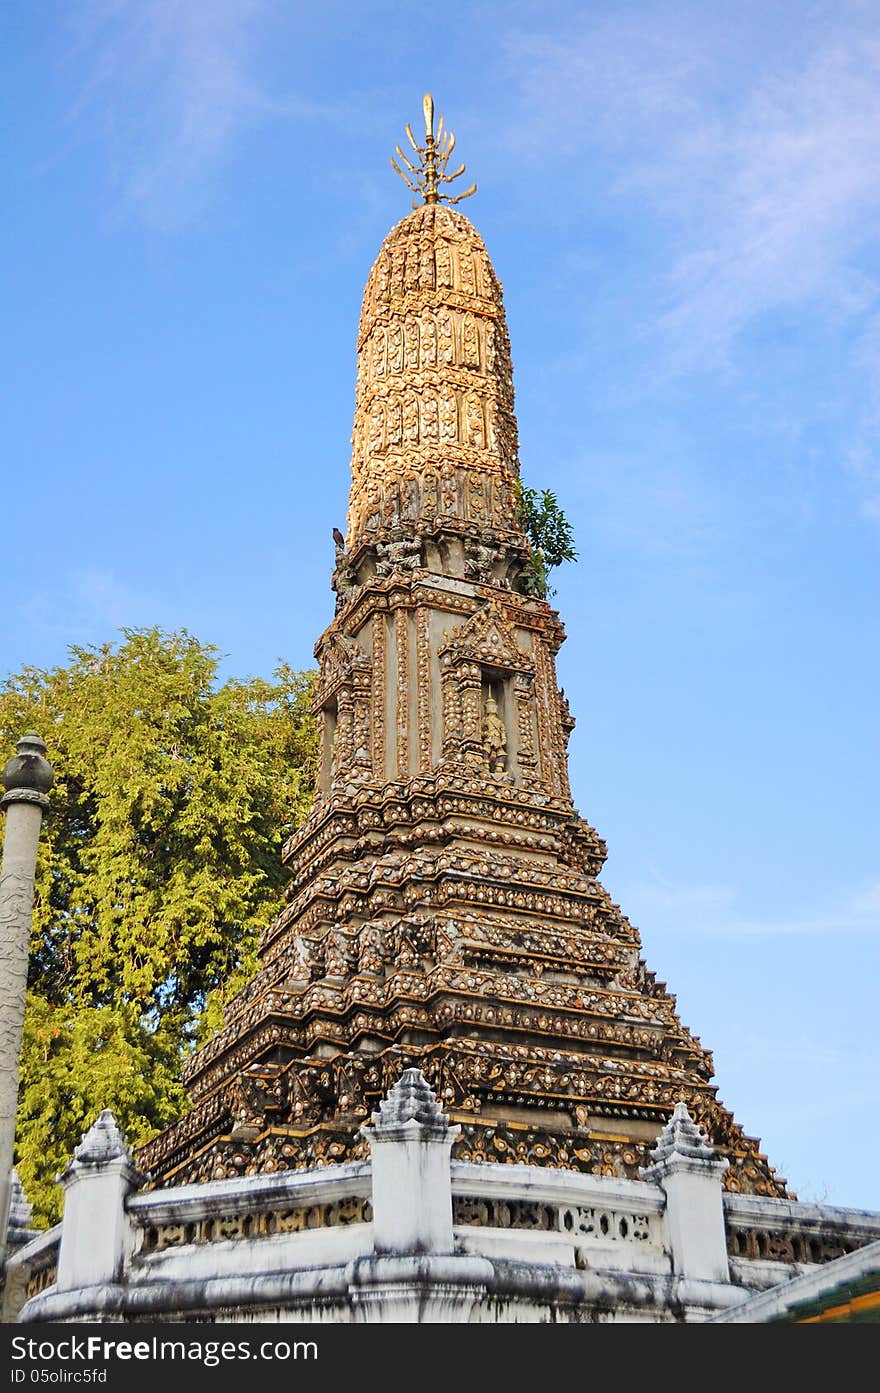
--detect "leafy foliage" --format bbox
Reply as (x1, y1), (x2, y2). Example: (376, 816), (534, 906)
(0, 629), (317, 1222)
(515, 483), (578, 597)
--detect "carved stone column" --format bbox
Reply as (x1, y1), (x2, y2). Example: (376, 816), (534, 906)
(513, 671), (538, 781)
(335, 687), (354, 779)
(457, 661), (484, 765)
(0, 735), (52, 1270)
(351, 675), (373, 777)
(440, 653), (461, 758)
(416, 607), (433, 772)
(370, 612), (386, 780)
(395, 607), (409, 779)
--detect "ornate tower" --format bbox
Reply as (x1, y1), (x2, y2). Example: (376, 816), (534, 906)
(141, 99), (785, 1200)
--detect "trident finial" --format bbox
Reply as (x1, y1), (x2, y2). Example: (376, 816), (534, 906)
(391, 93), (477, 208)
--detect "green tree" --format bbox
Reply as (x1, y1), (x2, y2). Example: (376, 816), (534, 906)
(515, 483), (578, 598)
(0, 629), (316, 1223)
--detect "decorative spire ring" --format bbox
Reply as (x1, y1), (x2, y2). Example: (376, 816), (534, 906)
(391, 93), (477, 207)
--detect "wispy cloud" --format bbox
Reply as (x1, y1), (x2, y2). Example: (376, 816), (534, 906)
(617, 870), (880, 937)
(505, 14), (880, 352)
(503, 7), (880, 514)
(66, 0), (281, 226)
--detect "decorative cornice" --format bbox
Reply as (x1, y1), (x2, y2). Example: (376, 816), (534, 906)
(1, 787), (50, 811)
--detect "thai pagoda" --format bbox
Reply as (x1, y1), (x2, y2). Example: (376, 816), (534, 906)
(8, 98), (879, 1324)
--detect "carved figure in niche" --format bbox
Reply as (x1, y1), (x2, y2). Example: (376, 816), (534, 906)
(438, 308), (454, 364)
(403, 391), (419, 444)
(462, 312), (480, 368)
(440, 462), (458, 514)
(483, 693), (507, 775)
(403, 469), (420, 521)
(464, 539), (498, 583)
(435, 239), (452, 288)
(458, 247), (476, 294)
(465, 392), (485, 449)
(467, 472), (487, 521)
(289, 1066), (334, 1128)
(325, 928), (354, 980)
(388, 323), (404, 374)
(439, 384), (457, 441)
(422, 391), (439, 442)
(405, 316), (419, 371)
(367, 403), (384, 455)
(421, 467), (439, 516)
(376, 537), (422, 575)
(291, 936), (314, 980)
(357, 925), (385, 978)
(371, 327), (387, 379)
(386, 396), (402, 446)
(420, 315), (437, 367)
(419, 243), (435, 290)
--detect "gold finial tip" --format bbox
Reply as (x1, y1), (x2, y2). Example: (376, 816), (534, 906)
(390, 96), (476, 207)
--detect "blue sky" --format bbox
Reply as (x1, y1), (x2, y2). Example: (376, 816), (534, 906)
(3, 1), (878, 1210)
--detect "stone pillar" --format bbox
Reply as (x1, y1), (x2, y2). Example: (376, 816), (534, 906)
(458, 662), (484, 764)
(642, 1102), (731, 1285)
(513, 671), (538, 781)
(0, 734), (52, 1268)
(362, 1068), (460, 1255)
(440, 653), (461, 757)
(335, 687), (354, 779)
(56, 1110), (143, 1292)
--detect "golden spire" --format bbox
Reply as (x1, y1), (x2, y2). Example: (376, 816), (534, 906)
(391, 93), (477, 207)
